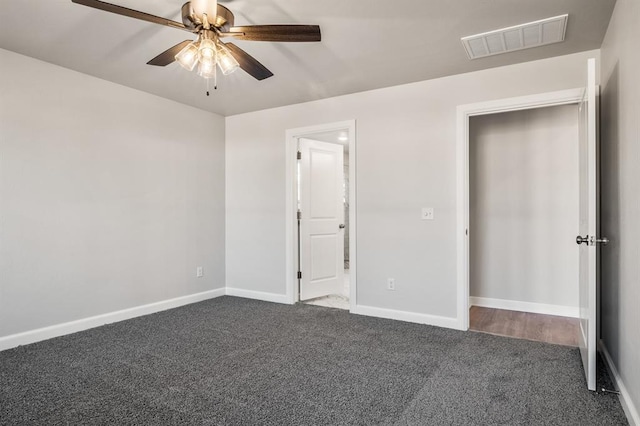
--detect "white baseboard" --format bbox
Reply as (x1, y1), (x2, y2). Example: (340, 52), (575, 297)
(599, 340), (640, 426)
(225, 287), (291, 305)
(469, 296), (579, 318)
(352, 305), (461, 330)
(0, 288), (225, 352)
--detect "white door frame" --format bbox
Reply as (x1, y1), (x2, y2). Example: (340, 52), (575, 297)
(455, 88), (584, 330)
(285, 120), (357, 309)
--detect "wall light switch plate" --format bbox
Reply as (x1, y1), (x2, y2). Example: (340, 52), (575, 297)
(422, 207), (434, 220)
(196, 267), (204, 278)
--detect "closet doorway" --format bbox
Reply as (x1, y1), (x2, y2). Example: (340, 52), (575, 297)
(468, 104), (580, 345)
(456, 88), (587, 340)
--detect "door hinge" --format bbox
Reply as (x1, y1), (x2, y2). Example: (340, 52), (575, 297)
(297, 151), (302, 160)
(297, 271), (302, 279)
(297, 210), (302, 220)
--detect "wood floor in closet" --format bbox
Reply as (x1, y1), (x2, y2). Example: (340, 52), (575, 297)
(469, 306), (579, 347)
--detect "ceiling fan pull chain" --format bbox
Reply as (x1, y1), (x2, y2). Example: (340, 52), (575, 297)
(205, 68), (218, 96)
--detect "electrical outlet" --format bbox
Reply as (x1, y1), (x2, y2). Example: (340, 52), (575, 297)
(196, 266), (204, 278)
(421, 207), (434, 220)
(387, 278), (395, 291)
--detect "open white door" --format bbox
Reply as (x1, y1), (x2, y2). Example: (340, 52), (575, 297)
(298, 138), (345, 301)
(577, 58), (605, 391)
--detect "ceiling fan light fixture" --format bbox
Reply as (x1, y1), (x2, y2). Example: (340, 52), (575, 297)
(217, 44), (240, 75)
(175, 41), (200, 71)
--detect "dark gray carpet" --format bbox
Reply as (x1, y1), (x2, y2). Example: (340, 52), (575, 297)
(0, 296), (627, 425)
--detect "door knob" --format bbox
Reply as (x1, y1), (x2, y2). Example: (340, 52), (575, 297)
(594, 237), (609, 245)
(576, 235), (610, 246)
(339, 224), (345, 229)
(576, 235), (590, 245)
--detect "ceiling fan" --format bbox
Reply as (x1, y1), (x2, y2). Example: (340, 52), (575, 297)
(71, 0), (321, 89)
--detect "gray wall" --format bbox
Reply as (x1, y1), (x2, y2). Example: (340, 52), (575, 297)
(0, 49), (226, 337)
(225, 50), (597, 321)
(469, 106), (579, 308)
(600, 0), (640, 417)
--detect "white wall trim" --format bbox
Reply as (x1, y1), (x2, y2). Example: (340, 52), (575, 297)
(469, 297), (579, 318)
(0, 288), (225, 352)
(225, 287), (291, 305)
(599, 340), (640, 426)
(352, 305), (462, 330)
(456, 87), (585, 331)
(285, 120), (358, 309)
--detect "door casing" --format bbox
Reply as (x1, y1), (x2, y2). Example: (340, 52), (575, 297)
(456, 88), (586, 330)
(285, 120), (357, 308)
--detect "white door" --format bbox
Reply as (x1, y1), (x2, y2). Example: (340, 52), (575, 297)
(298, 138), (345, 301)
(577, 58), (605, 391)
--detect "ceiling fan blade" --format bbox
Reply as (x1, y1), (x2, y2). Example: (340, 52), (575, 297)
(227, 25), (321, 42)
(71, 0), (190, 32)
(147, 40), (193, 66)
(224, 43), (274, 81)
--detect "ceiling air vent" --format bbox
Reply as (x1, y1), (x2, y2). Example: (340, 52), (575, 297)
(461, 14), (568, 59)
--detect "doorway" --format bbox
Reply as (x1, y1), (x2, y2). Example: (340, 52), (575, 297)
(285, 121), (357, 311)
(468, 104), (581, 344)
(457, 89), (584, 330)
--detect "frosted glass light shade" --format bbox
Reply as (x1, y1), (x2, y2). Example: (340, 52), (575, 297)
(199, 38), (216, 61)
(175, 41), (199, 71)
(217, 45), (239, 75)
(198, 57), (217, 79)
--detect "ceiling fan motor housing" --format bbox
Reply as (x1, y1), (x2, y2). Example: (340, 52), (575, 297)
(181, 2), (233, 32)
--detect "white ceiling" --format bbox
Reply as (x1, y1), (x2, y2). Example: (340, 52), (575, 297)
(0, 0), (615, 116)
